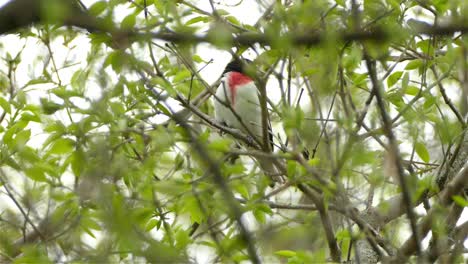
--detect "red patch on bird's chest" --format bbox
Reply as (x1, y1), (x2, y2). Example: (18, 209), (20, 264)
(228, 72), (253, 105)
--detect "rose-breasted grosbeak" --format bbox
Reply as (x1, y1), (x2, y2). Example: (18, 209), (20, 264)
(214, 59), (282, 183)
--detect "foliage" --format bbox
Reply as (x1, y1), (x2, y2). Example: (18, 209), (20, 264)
(0, 0), (467, 263)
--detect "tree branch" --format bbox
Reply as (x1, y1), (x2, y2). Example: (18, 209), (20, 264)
(297, 184), (341, 262)
(396, 163), (468, 260)
(2, 0), (468, 47)
(364, 51), (422, 254)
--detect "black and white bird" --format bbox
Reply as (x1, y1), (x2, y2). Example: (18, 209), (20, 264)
(213, 59), (282, 183)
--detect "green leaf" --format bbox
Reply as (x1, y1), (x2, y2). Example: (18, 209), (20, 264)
(275, 250), (297, 257)
(387, 91), (405, 108)
(186, 16), (209, 25)
(109, 101), (125, 116)
(253, 209), (266, 224)
(70, 69), (87, 91)
(25, 166), (47, 182)
(336, 229), (351, 240)
(36, 161), (61, 178)
(82, 226), (96, 238)
(173, 69), (191, 83)
(256, 49), (282, 67)
(224, 162), (245, 175)
(351, 72), (368, 86)
(405, 59), (422, 70)
(192, 54), (204, 63)
(286, 160), (297, 178)
(81, 215), (102, 231)
(145, 219), (159, 231)
(121, 14), (136, 29)
(417, 39), (433, 55)
(40, 0), (70, 23)
(336, 0), (345, 7)
(283, 107), (304, 132)
(232, 253), (250, 262)
(89, 1), (107, 16)
(21, 112), (41, 122)
(14, 129), (31, 149)
(243, 24), (258, 31)
(48, 138), (75, 155)
(232, 181), (249, 198)
(51, 86), (82, 99)
(13, 245), (52, 263)
(387, 71), (403, 88)
(104, 51), (127, 73)
(44, 121), (66, 133)
(0, 96), (10, 113)
(71, 150), (85, 177)
(150, 77), (176, 97)
(452, 195), (468, 207)
(19, 146), (40, 163)
(226, 16), (241, 26)
(343, 44), (362, 70)
(25, 76), (50, 85)
(5, 156), (21, 170)
(175, 229), (191, 250)
(41, 98), (63, 115)
(51, 190), (74, 201)
(423, 94), (436, 109)
(216, 9), (229, 16)
(415, 142), (430, 162)
(308, 158), (320, 167)
(16, 90), (27, 106)
(404, 86), (420, 96)
(207, 23), (232, 48)
(208, 138), (231, 152)
(181, 196), (203, 223)
(3, 120), (28, 147)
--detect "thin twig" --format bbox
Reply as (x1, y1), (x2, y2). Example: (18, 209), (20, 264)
(430, 65), (466, 128)
(363, 51), (421, 254)
(0, 169), (46, 242)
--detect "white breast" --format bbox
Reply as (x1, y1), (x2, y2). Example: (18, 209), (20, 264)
(214, 77), (262, 139)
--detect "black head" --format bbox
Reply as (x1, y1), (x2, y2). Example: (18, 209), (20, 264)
(222, 59), (253, 74)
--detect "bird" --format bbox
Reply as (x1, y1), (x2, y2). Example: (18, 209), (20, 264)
(213, 59), (282, 184)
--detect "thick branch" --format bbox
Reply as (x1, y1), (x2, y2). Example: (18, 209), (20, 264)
(297, 184), (341, 262)
(397, 163), (468, 259)
(1, 0), (468, 47)
(364, 52), (422, 254)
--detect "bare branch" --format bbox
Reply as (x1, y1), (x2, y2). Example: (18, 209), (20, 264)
(297, 183), (341, 262)
(364, 51), (422, 254)
(396, 163), (468, 260)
